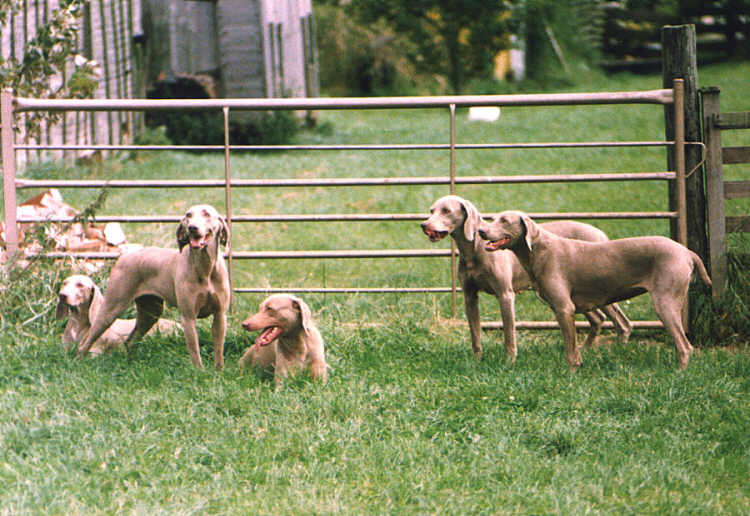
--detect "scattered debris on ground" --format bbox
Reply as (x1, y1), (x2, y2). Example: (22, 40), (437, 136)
(1, 189), (138, 272)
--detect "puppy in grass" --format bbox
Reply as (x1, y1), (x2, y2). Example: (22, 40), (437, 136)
(239, 294), (327, 385)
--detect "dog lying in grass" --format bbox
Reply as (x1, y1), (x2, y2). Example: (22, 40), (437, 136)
(56, 274), (178, 355)
(239, 294), (327, 385)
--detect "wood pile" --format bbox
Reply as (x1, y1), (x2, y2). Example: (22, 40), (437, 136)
(1, 189), (135, 272)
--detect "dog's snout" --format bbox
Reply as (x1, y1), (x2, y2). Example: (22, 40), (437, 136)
(420, 222), (427, 229)
(477, 228), (488, 239)
(59, 293), (68, 303)
(188, 224), (198, 233)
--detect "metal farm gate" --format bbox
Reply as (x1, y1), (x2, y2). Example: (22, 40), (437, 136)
(2, 81), (692, 330)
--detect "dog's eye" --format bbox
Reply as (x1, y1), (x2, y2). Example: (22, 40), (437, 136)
(441, 207), (450, 215)
(76, 282), (83, 289)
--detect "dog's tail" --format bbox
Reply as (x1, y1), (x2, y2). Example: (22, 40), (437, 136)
(690, 251), (712, 287)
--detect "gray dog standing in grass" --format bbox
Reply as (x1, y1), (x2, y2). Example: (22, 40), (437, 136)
(76, 204), (231, 370)
(477, 210), (711, 371)
(421, 195), (632, 362)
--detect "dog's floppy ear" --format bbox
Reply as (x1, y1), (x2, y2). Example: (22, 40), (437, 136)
(460, 198), (481, 242)
(55, 295), (69, 320)
(87, 283), (104, 326)
(520, 213), (539, 251)
(291, 296), (314, 335)
(218, 216), (229, 247)
(176, 218), (190, 251)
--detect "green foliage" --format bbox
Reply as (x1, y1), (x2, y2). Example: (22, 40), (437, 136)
(145, 77), (300, 146)
(0, 0), (99, 137)
(133, 125), (172, 147)
(142, 110), (300, 147)
(315, 3), (422, 96)
(693, 242), (750, 346)
(349, 0), (513, 93)
(520, 0), (606, 83)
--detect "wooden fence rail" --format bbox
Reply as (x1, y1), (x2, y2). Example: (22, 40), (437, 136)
(701, 87), (750, 298)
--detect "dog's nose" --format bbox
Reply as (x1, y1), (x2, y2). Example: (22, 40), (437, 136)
(420, 222), (427, 229)
(477, 229), (487, 239)
(188, 224), (198, 233)
(59, 293), (68, 302)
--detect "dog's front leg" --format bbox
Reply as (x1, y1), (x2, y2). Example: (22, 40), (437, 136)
(274, 354), (290, 389)
(238, 345), (254, 369)
(181, 316), (204, 370)
(211, 311), (226, 370)
(554, 304), (580, 372)
(463, 286), (482, 359)
(497, 289), (517, 363)
(310, 359), (327, 382)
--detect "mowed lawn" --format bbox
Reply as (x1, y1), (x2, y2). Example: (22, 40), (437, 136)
(1, 61), (748, 513)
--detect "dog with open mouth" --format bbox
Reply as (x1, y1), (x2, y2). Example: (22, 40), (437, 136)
(420, 195), (632, 362)
(239, 294), (327, 385)
(76, 204), (231, 370)
(477, 210), (711, 371)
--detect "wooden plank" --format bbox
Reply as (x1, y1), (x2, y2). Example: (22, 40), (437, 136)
(726, 216), (750, 234)
(217, 0), (265, 99)
(722, 146), (750, 164)
(716, 112), (750, 130)
(701, 87), (727, 298)
(724, 181), (750, 199)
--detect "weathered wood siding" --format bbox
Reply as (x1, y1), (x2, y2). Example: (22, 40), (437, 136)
(260, 0), (317, 99)
(143, 0), (317, 102)
(0, 0), (142, 165)
(217, 0), (265, 99)
(0, 0), (319, 165)
(142, 0), (218, 83)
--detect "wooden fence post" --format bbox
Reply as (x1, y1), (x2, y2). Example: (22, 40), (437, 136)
(2, 89), (19, 258)
(661, 24), (707, 327)
(701, 87), (727, 298)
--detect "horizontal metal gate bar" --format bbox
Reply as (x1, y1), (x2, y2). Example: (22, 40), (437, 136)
(14, 140), (676, 152)
(15, 172), (676, 189)
(235, 249), (451, 259)
(41, 249), (453, 260)
(482, 320), (664, 330)
(16, 211), (678, 224)
(236, 287), (455, 294)
(12, 89), (675, 112)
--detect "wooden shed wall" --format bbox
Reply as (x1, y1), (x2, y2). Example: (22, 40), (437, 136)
(261, 0), (317, 99)
(217, 0), (266, 99)
(142, 0), (218, 85)
(0, 0), (142, 165)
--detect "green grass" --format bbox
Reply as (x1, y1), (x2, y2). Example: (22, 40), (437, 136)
(1, 61), (749, 513)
